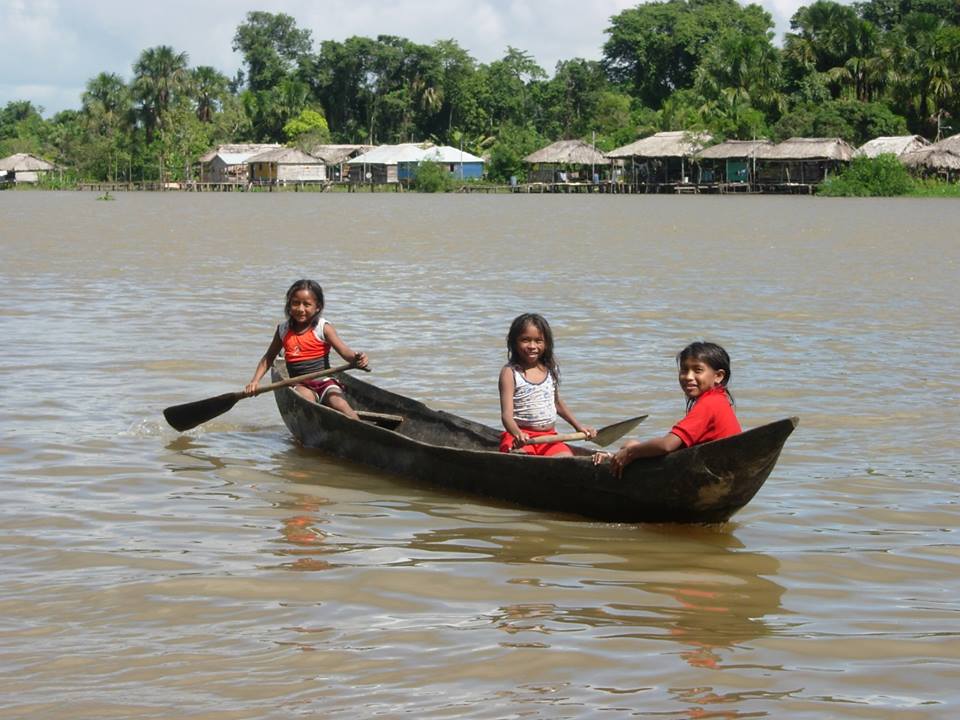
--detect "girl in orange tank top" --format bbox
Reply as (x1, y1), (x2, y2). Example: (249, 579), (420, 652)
(245, 279), (369, 420)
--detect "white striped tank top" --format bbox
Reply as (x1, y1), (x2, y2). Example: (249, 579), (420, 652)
(511, 366), (557, 430)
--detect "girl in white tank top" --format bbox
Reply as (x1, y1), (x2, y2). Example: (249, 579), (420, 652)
(498, 313), (596, 455)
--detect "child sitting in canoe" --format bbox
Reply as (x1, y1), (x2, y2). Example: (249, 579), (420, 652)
(594, 341), (741, 477)
(499, 313), (595, 456)
(245, 279), (368, 420)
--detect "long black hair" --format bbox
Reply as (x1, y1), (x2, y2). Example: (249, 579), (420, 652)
(506, 313), (560, 383)
(677, 341), (733, 409)
(284, 279), (325, 328)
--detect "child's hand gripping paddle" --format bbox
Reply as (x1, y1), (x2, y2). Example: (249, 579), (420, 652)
(522, 414), (647, 447)
(163, 361), (368, 432)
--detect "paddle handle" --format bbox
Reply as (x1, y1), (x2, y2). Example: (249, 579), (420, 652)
(523, 431), (588, 446)
(251, 361), (369, 397)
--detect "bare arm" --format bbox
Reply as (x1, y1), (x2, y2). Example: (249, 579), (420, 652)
(596, 433), (685, 478)
(245, 330), (283, 395)
(499, 365), (529, 447)
(323, 323), (369, 369)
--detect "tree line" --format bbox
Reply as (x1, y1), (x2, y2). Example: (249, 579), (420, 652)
(2, 0), (959, 184)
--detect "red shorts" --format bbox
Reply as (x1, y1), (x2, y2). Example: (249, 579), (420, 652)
(299, 377), (344, 404)
(499, 429), (572, 456)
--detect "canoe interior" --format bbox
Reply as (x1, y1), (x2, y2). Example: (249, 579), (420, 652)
(271, 362), (798, 524)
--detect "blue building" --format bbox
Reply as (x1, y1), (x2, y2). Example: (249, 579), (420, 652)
(348, 143), (484, 183)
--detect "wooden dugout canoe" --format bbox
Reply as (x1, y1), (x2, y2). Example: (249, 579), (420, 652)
(272, 362), (798, 524)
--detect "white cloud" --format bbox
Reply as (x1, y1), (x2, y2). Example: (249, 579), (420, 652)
(1, 0), (822, 116)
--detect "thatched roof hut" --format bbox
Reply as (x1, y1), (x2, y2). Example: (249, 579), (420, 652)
(754, 137), (855, 161)
(696, 140), (773, 185)
(753, 138), (854, 187)
(199, 143), (282, 183)
(307, 144), (374, 165)
(606, 131), (711, 188)
(523, 140), (610, 165)
(246, 147), (318, 164)
(856, 135), (930, 158)
(899, 147), (960, 177)
(198, 143), (280, 164)
(607, 131), (711, 159)
(305, 144), (374, 181)
(698, 139), (773, 160)
(0, 153), (56, 171)
(247, 147), (326, 184)
(933, 133), (960, 153)
(523, 139), (609, 182)
(0, 152), (56, 183)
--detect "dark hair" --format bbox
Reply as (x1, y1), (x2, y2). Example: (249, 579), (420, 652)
(677, 341), (733, 409)
(506, 313), (560, 382)
(284, 279), (324, 327)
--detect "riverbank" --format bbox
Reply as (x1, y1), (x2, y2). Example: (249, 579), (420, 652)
(4, 175), (960, 196)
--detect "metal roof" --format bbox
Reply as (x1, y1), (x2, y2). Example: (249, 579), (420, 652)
(349, 143), (484, 165)
(421, 146), (484, 163)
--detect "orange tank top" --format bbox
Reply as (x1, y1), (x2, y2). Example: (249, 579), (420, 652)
(279, 319), (330, 364)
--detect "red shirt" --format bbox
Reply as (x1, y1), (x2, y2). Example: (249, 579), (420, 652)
(671, 387), (741, 447)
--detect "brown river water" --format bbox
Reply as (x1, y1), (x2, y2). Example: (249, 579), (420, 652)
(1, 191), (958, 718)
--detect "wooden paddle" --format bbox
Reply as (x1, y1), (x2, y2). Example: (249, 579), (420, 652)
(521, 414), (648, 447)
(163, 362), (365, 432)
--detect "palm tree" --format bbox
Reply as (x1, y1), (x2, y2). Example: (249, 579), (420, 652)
(82, 73), (130, 126)
(132, 45), (189, 142)
(190, 66), (229, 122)
(82, 73), (132, 182)
(784, 0), (864, 95)
(695, 33), (785, 120)
(882, 17), (960, 134)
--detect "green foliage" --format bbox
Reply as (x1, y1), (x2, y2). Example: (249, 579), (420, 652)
(818, 153), (915, 195)
(7, 3), (960, 184)
(602, 0), (775, 107)
(486, 124), (543, 182)
(411, 160), (454, 192)
(191, 66), (230, 122)
(233, 12), (312, 92)
(132, 45), (190, 143)
(283, 108), (331, 142)
(773, 99), (908, 144)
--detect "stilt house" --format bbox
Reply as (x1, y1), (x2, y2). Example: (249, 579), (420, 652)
(754, 138), (855, 189)
(606, 131), (711, 189)
(199, 144), (281, 183)
(247, 147), (326, 185)
(697, 140), (773, 186)
(0, 153), (56, 184)
(855, 135), (930, 158)
(307, 144), (374, 181)
(522, 140), (610, 183)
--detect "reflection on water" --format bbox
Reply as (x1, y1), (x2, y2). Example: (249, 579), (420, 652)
(2, 192), (959, 717)
(257, 436), (788, 674)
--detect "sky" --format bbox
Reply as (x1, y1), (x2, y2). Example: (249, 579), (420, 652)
(2, 0), (819, 118)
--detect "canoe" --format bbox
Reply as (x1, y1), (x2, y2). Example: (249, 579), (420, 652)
(272, 362), (798, 524)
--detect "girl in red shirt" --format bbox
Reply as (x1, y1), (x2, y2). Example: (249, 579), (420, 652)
(594, 342), (741, 478)
(245, 279), (368, 420)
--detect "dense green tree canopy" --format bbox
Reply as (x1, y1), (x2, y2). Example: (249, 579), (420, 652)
(6, 3), (960, 183)
(602, 0), (775, 107)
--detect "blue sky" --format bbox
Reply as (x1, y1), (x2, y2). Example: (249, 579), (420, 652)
(2, 0), (819, 117)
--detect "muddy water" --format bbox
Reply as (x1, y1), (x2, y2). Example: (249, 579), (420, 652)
(1, 191), (957, 718)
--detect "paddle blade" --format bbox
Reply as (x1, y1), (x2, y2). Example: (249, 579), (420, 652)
(593, 414), (648, 447)
(163, 392), (243, 432)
